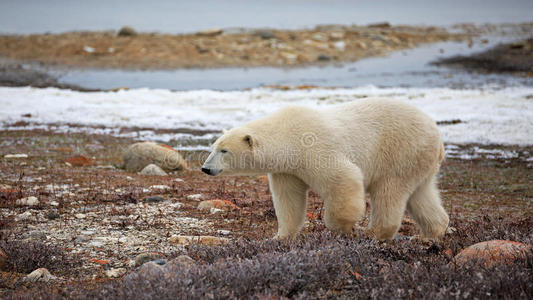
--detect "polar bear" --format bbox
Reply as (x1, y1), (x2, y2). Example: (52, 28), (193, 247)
(202, 99), (449, 240)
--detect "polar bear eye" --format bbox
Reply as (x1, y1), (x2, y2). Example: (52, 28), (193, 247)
(220, 149), (228, 154)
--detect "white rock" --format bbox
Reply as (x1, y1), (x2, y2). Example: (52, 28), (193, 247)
(333, 41), (346, 51)
(24, 268), (56, 282)
(217, 230), (231, 235)
(50, 201), (59, 206)
(16, 196), (39, 206)
(186, 194), (203, 201)
(210, 208), (224, 214)
(4, 153), (28, 158)
(139, 164), (167, 176)
(126, 176), (133, 181)
(16, 211), (32, 220)
(83, 46), (95, 53)
(75, 213), (86, 219)
(174, 178), (184, 182)
(105, 268), (127, 278)
(150, 185), (170, 190)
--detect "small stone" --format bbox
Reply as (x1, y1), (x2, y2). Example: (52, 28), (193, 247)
(174, 178), (184, 182)
(16, 196), (39, 206)
(139, 164), (167, 176)
(134, 252), (165, 267)
(169, 235), (229, 246)
(118, 26), (137, 37)
(46, 210), (60, 220)
(145, 195), (165, 203)
(63, 155), (94, 167)
(198, 199), (239, 211)
(317, 54), (331, 61)
(149, 185), (170, 190)
(186, 194), (203, 201)
(24, 268), (56, 283)
(312, 33), (327, 41)
(210, 208), (225, 214)
(75, 235), (91, 244)
(105, 268), (127, 278)
(330, 31), (345, 39)
(75, 213), (86, 219)
(197, 28), (223, 36)
(4, 154), (28, 159)
(253, 30), (275, 40)
(16, 211), (32, 221)
(152, 259), (168, 265)
(454, 240), (533, 267)
(50, 201), (59, 206)
(27, 231), (47, 241)
(333, 41), (346, 51)
(217, 230), (231, 236)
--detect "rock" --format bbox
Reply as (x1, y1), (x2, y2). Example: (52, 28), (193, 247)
(16, 211), (32, 221)
(118, 26), (137, 37)
(210, 208), (225, 214)
(122, 142), (188, 172)
(49, 201), (59, 207)
(174, 178), (184, 182)
(368, 22), (391, 28)
(0, 247), (8, 271)
(16, 196), (39, 206)
(197, 28), (223, 36)
(63, 155), (94, 167)
(186, 194), (204, 201)
(253, 30), (275, 40)
(317, 54), (331, 61)
(198, 199), (239, 211)
(333, 41), (346, 52)
(4, 154), (28, 158)
(164, 255), (196, 270)
(152, 259), (168, 265)
(136, 261), (165, 277)
(105, 268), (127, 278)
(75, 235), (91, 244)
(24, 268), (56, 283)
(217, 230), (231, 236)
(75, 213), (86, 219)
(139, 164), (167, 176)
(312, 33), (327, 41)
(145, 195), (165, 203)
(27, 231), (47, 241)
(134, 252), (165, 267)
(454, 240), (533, 267)
(330, 31), (345, 40)
(169, 235), (229, 246)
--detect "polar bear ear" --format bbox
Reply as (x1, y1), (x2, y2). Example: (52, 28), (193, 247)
(222, 129), (228, 134)
(243, 134), (254, 148)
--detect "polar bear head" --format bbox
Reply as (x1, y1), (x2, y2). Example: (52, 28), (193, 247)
(201, 128), (258, 176)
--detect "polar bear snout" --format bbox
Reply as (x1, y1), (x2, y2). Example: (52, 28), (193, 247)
(201, 166), (221, 176)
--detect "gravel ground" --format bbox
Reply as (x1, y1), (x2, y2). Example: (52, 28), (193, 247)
(0, 129), (531, 298)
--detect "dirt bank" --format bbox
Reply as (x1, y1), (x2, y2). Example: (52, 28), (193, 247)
(0, 24), (466, 70)
(433, 38), (533, 75)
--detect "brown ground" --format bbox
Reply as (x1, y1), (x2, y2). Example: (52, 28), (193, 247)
(0, 129), (532, 296)
(0, 24), (466, 70)
(433, 37), (533, 75)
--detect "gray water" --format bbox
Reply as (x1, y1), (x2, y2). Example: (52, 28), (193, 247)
(1, 0), (533, 34)
(55, 38), (533, 91)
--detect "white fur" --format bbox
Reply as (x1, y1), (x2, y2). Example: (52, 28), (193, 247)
(203, 98), (449, 240)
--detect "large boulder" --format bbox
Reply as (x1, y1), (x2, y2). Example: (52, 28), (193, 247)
(122, 142), (188, 172)
(454, 240), (532, 267)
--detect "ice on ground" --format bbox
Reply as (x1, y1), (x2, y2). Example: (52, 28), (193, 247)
(1, 86), (533, 147)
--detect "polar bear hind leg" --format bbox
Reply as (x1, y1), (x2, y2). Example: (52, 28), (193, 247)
(406, 175), (449, 240)
(368, 179), (411, 240)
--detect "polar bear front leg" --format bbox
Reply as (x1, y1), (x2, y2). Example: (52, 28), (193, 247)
(268, 173), (309, 239)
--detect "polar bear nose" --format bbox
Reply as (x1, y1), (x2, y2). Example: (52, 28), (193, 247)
(201, 167), (212, 175)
